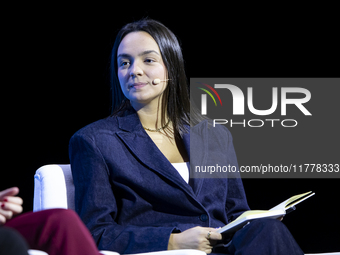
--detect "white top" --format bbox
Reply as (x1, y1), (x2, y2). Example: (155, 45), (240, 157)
(172, 162), (189, 183)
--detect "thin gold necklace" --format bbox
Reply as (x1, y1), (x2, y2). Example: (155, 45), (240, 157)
(143, 120), (170, 132)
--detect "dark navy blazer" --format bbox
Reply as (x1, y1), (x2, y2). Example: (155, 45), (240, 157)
(69, 110), (250, 254)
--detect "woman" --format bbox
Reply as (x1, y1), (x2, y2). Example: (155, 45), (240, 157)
(69, 18), (304, 254)
(1, 187), (100, 255)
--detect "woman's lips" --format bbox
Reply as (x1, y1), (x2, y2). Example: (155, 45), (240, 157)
(129, 82), (148, 89)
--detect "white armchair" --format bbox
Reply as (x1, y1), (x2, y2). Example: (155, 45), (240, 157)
(33, 164), (339, 255)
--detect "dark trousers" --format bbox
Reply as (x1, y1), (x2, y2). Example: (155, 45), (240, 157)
(4, 208), (100, 255)
(215, 218), (304, 255)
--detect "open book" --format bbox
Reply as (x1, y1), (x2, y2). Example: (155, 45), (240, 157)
(217, 191), (315, 235)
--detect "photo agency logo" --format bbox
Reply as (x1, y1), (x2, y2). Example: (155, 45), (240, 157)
(197, 82), (223, 111)
(192, 78), (312, 128)
(190, 78), (340, 179)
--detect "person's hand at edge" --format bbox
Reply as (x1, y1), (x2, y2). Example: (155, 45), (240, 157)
(0, 187), (23, 225)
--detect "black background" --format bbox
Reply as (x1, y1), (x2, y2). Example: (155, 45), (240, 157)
(3, 5), (339, 253)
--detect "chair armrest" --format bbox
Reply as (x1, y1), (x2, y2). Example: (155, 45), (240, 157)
(33, 164), (73, 211)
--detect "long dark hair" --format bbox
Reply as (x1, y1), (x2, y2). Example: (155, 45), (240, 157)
(109, 18), (193, 139)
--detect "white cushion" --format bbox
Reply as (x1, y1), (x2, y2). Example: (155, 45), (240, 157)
(306, 253), (340, 255)
(122, 250), (206, 255)
(28, 250), (48, 255)
(100, 251), (120, 255)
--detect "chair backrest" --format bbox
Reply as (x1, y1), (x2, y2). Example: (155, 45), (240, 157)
(33, 164), (75, 212)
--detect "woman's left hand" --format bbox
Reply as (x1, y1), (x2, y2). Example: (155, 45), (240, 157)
(0, 187), (23, 225)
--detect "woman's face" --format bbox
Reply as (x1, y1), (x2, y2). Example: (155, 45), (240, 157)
(117, 31), (168, 108)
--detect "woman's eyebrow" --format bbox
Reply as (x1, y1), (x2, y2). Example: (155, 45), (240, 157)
(139, 50), (160, 56)
(117, 50), (160, 59)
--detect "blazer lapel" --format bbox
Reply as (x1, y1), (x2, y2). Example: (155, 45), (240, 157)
(115, 112), (197, 198)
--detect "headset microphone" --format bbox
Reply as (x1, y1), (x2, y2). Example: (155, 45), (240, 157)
(152, 79), (169, 85)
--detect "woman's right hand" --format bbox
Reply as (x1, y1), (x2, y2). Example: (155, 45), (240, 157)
(168, 226), (222, 254)
(0, 187), (23, 225)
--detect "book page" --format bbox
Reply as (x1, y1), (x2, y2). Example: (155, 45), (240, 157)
(218, 191), (314, 235)
(269, 191), (314, 211)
